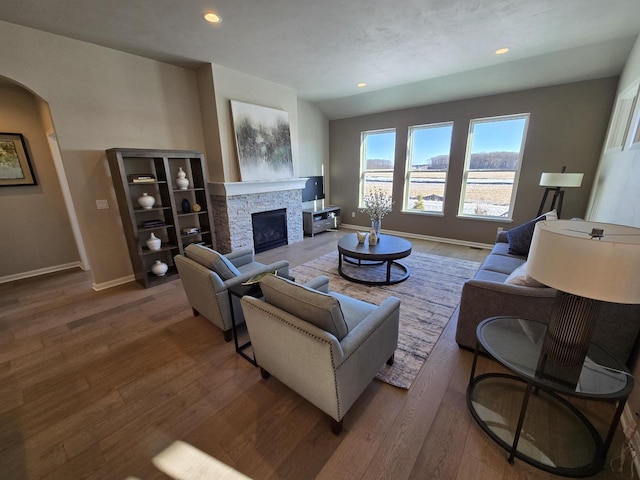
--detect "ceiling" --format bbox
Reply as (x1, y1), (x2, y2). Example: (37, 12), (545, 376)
(1, 0), (639, 119)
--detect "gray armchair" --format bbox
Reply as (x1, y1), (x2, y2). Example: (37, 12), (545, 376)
(241, 274), (400, 434)
(174, 244), (289, 341)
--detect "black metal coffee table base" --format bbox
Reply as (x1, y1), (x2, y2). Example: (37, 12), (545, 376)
(339, 256), (409, 285)
(337, 233), (412, 286)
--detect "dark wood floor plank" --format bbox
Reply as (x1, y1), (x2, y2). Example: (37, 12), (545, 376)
(357, 321), (465, 480)
(41, 443), (106, 480)
(407, 387), (471, 480)
(314, 381), (405, 480)
(0, 230), (633, 479)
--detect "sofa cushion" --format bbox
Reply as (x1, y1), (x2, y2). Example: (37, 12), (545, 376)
(490, 241), (526, 259)
(474, 269), (510, 283)
(480, 254), (526, 275)
(505, 262), (547, 287)
(260, 274), (349, 340)
(185, 244), (241, 280)
(506, 210), (557, 256)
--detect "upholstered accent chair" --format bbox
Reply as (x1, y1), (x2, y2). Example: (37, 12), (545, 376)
(174, 244), (289, 341)
(241, 274), (400, 434)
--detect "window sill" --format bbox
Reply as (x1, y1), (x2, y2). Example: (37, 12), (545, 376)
(456, 214), (514, 223)
(401, 209), (444, 217)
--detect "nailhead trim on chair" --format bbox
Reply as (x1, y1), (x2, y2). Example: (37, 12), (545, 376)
(248, 302), (343, 421)
(206, 275), (230, 330)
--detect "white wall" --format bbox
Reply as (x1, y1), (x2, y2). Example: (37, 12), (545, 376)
(0, 21), (206, 287)
(588, 34), (640, 226)
(0, 81), (80, 278)
(297, 99), (330, 207)
(211, 64), (300, 182)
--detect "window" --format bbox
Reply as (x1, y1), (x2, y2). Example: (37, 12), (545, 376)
(359, 129), (395, 206)
(403, 122), (453, 214)
(459, 114), (529, 219)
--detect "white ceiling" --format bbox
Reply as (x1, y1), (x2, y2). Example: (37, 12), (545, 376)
(1, 0), (639, 119)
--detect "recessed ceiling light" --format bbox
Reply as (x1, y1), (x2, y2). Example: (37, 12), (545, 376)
(203, 12), (222, 24)
(495, 48), (509, 55)
(357, 82), (367, 88)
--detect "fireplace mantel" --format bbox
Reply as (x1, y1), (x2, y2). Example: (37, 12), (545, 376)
(208, 178), (305, 252)
(208, 178), (307, 197)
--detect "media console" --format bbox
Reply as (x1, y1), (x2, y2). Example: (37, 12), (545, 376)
(302, 206), (341, 237)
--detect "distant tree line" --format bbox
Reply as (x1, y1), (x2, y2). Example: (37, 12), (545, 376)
(367, 151), (519, 171)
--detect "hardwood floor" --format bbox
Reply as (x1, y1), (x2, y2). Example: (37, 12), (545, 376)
(0, 229), (634, 479)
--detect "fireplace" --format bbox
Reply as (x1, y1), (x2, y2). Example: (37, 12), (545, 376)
(208, 179), (306, 253)
(252, 209), (288, 253)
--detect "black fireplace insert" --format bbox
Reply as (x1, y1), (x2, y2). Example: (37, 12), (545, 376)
(251, 209), (288, 253)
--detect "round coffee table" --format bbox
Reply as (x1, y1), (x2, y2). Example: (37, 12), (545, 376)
(337, 233), (412, 285)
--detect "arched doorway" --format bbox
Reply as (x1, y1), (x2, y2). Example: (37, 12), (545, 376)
(0, 76), (89, 281)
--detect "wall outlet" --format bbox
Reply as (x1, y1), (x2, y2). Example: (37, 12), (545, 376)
(96, 199), (109, 210)
(351, 211), (356, 218)
(497, 227), (503, 234)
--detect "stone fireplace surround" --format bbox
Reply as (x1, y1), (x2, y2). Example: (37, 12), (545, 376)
(209, 179), (307, 253)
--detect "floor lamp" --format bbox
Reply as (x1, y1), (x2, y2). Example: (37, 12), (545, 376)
(536, 168), (583, 219)
(527, 220), (640, 387)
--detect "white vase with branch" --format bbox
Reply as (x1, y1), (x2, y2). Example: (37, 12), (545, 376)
(359, 187), (392, 237)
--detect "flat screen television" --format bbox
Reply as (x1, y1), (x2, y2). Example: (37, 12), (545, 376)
(301, 176), (325, 201)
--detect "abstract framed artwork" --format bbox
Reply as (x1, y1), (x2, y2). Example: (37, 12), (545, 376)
(230, 100), (294, 181)
(604, 82), (638, 153)
(0, 132), (37, 186)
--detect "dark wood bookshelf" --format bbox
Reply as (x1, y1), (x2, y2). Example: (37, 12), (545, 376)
(106, 148), (216, 288)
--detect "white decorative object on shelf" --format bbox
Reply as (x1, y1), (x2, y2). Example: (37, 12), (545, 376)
(146, 233), (161, 251)
(137, 192), (155, 209)
(151, 260), (168, 276)
(176, 167), (189, 190)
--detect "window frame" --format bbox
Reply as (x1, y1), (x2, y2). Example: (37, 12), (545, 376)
(458, 113), (530, 221)
(402, 121), (454, 215)
(359, 128), (396, 208)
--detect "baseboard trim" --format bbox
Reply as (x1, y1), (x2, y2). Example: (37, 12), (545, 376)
(92, 274), (135, 291)
(340, 223), (493, 250)
(621, 404), (640, 476)
(0, 262), (84, 285)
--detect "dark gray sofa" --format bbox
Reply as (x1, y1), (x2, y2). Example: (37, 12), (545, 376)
(453, 230), (640, 365)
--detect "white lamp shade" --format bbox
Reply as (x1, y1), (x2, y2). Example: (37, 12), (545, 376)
(539, 172), (584, 188)
(528, 220), (640, 304)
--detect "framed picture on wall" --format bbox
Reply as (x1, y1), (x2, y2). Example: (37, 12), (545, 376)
(625, 82), (640, 151)
(230, 100), (294, 182)
(0, 132), (37, 186)
(604, 82), (638, 153)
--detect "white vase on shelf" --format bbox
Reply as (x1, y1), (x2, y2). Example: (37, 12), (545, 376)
(146, 233), (161, 251)
(176, 167), (189, 190)
(137, 192), (155, 209)
(151, 260), (168, 276)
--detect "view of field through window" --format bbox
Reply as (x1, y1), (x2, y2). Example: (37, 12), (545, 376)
(460, 115), (529, 218)
(360, 129), (395, 204)
(404, 123), (453, 213)
(361, 115), (528, 219)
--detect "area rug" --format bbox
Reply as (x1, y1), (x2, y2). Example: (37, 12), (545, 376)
(290, 251), (480, 389)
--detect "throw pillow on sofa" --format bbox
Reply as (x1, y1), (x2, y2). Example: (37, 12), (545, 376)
(505, 261), (547, 287)
(506, 210), (557, 256)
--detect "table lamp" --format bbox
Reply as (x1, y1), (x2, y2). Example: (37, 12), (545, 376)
(536, 167), (583, 219)
(527, 220), (640, 387)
